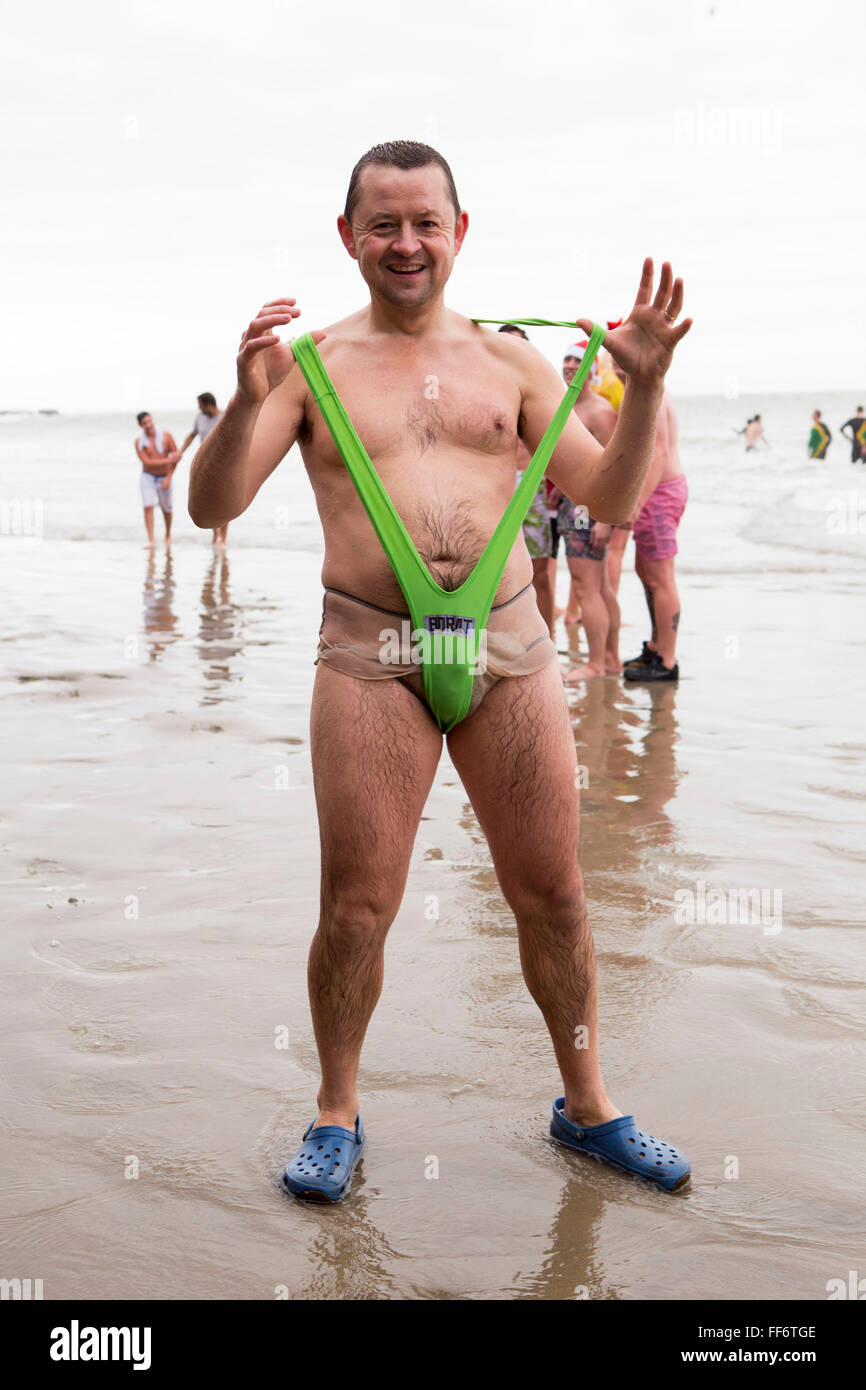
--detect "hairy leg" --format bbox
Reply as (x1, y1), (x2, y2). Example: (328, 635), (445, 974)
(635, 551), (658, 646)
(143, 506), (155, 545)
(637, 555), (680, 666)
(446, 660), (618, 1126)
(309, 665), (442, 1127)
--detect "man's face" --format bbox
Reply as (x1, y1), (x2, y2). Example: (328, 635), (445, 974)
(140, 415), (154, 438)
(338, 164), (467, 309)
(562, 355), (581, 386)
(199, 402), (217, 416)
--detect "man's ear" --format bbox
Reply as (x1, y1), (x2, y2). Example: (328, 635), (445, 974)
(337, 215), (358, 260)
(452, 210), (469, 256)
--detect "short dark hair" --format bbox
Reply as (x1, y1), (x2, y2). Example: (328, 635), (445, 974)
(136, 411), (151, 425)
(858, 405), (864, 412)
(498, 324), (528, 340)
(197, 392), (217, 408)
(344, 141), (461, 225)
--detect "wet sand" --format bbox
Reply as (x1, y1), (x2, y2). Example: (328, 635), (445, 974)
(1, 409), (865, 1300)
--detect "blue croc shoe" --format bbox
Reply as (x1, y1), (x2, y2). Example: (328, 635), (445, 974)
(550, 1098), (690, 1192)
(282, 1115), (365, 1203)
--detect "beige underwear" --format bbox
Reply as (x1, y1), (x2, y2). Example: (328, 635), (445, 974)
(315, 581), (557, 721)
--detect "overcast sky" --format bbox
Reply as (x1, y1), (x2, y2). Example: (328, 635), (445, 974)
(3, 0), (864, 411)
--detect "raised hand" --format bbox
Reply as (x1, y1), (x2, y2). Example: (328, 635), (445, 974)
(577, 258), (692, 387)
(236, 298), (326, 405)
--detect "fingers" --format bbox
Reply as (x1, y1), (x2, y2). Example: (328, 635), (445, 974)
(671, 316), (693, 343)
(651, 261), (673, 311)
(250, 308), (299, 334)
(667, 276), (684, 321)
(238, 333), (282, 357)
(574, 318), (596, 338)
(634, 256), (654, 306)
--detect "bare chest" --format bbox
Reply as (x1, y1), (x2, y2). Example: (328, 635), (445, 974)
(305, 365), (521, 472)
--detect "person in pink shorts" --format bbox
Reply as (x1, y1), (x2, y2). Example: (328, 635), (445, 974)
(623, 392), (686, 682)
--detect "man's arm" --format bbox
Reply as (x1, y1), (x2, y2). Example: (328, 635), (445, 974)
(161, 434), (180, 487)
(180, 430), (198, 453)
(519, 260), (690, 525)
(188, 296), (322, 528)
(137, 439), (181, 472)
(522, 260), (689, 525)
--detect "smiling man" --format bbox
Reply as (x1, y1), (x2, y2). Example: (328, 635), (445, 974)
(188, 140), (693, 1202)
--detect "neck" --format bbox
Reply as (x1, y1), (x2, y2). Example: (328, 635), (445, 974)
(367, 293), (449, 337)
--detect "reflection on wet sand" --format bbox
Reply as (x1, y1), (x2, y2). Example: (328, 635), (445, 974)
(574, 679), (680, 862)
(512, 1174), (619, 1300)
(197, 552), (245, 705)
(286, 1190), (408, 1300)
(451, 677), (681, 1294)
(142, 550), (181, 661)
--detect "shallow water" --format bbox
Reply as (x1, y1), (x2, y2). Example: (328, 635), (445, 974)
(0, 397), (864, 1299)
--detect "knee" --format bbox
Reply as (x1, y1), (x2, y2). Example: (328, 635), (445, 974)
(319, 891), (398, 947)
(533, 570), (552, 596)
(508, 876), (588, 931)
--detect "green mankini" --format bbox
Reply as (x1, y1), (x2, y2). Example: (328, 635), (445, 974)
(291, 319), (606, 732)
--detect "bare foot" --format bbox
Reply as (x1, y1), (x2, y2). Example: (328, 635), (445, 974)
(564, 1097), (623, 1127)
(553, 605), (565, 619)
(605, 658), (623, 675)
(564, 614), (581, 627)
(312, 1108), (358, 1131)
(564, 662), (605, 684)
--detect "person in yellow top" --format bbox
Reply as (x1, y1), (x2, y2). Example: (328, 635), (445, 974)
(591, 319), (625, 412)
(589, 321), (629, 590)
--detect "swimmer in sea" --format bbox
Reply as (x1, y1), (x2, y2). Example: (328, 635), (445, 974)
(808, 410), (832, 459)
(840, 406), (866, 464)
(744, 414), (768, 451)
(189, 140), (693, 1201)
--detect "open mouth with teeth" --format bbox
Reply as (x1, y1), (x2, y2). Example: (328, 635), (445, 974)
(387, 263), (427, 279)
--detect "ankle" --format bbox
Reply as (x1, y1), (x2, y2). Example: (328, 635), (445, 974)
(563, 1091), (621, 1128)
(315, 1096), (359, 1129)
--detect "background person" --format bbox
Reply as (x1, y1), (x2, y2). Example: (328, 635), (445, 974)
(182, 393), (229, 545)
(840, 406), (866, 463)
(500, 325), (555, 635)
(808, 409), (832, 459)
(135, 411), (180, 547)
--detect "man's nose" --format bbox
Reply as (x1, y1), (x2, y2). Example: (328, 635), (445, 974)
(390, 223), (423, 256)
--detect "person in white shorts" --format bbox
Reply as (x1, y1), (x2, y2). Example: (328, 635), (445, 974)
(135, 411), (180, 546)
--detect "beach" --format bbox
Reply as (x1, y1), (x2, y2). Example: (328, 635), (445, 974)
(1, 395), (864, 1300)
